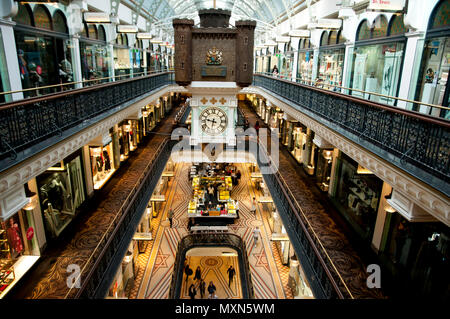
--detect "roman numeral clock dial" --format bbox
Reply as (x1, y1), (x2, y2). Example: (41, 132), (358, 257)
(200, 107), (228, 135)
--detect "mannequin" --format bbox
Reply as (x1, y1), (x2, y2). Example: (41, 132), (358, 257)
(6, 217), (23, 257)
(103, 150), (111, 171)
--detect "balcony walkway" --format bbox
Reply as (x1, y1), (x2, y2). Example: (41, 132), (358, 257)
(8, 105), (181, 299)
(240, 101), (385, 299)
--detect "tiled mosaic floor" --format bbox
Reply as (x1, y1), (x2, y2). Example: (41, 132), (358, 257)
(130, 162), (294, 299)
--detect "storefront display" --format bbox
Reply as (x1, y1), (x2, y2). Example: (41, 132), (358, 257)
(36, 152), (86, 238)
(414, 1), (450, 118)
(290, 126), (306, 163)
(0, 206), (41, 297)
(350, 15), (407, 105)
(297, 39), (314, 84)
(333, 153), (382, 241)
(114, 34), (131, 77)
(379, 212), (450, 298)
(315, 149), (333, 192)
(79, 24), (110, 84)
(14, 4), (72, 97)
(89, 136), (116, 190)
(318, 31), (345, 90)
(118, 120), (137, 161)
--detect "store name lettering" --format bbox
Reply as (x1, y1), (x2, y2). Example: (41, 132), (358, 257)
(175, 303), (210, 317)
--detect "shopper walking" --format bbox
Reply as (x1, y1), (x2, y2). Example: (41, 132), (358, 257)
(227, 265), (236, 287)
(250, 197), (257, 215)
(207, 281), (216, 298)
(188, 283), (197, 299)
(194, 266), (202, 281)
(184, 263), (193, 283)
(167, 209), (174, 228)
(199, 278), (206, 299)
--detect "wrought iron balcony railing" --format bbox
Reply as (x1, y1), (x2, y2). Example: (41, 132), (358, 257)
(0, 72), (175, 172)
(253, 74), (450, 197)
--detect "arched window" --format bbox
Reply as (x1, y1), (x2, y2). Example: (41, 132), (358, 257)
(304, 38), (310, 48)
(328, 31), (337, 45)
(53, 10), (68, 34)
(98, 25), (106, 42)
(34, 5), (52, 30)
(320, 31), (329, 46)
(13, 4), (33, 26)
(337, 30), (344, 44)
(430, 0), (450, 29)
(88, 24), (98, 39)
(372, 15), (388, 39)
(356, 20), (371, 41)
(388, 15), (407, 36)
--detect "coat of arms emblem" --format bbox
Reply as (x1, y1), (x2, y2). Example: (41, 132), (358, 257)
(206, 47), (223, 65)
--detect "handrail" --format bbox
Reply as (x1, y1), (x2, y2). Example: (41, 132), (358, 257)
(253, 136), (352, 298)
(256, 72), (450, 113)
(68, 137), (171, 298)
(0, 71), (174, 109)
(0, 68), (175, 98)
(254, 73), (450, 127)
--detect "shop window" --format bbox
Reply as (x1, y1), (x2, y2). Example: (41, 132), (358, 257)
(372, 15), (388, 39)
(388, 15), (407, 36)
(351, 42), (404, 104)
(431, 0), (450, 29)
(88, 24), (98, 40)
(98, 25), (107, 42)
(320, 31), (329, 47)
(33, 5), (52, 31)
(318, 47), (345, 88)
(332, 153), (382, 241)
(13, 4), (33, 26)
(357, 20), (371, 41)
(53, 10), (68, 34)
(89, 138), (116, 190)
(36, 154), (86, 239)
(0, 209), (40, 297)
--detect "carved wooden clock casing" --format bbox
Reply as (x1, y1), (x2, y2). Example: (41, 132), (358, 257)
(200, 107), (228, 135)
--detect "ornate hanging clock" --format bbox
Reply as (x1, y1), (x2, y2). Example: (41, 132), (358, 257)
(200, 107), (228, 135)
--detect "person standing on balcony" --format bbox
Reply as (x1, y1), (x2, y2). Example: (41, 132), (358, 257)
(272, 65), (279, 76)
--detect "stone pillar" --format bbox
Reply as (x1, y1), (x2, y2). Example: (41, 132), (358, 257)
(302, 127), (313, 171)
(311, 48), (320, 83)
(341, 43), (354, 94)
(371, 183), (393, 252)
(70, 35), (83, 88)
(0, 18), (23, 101)
(328, 148), (341, 197)
(396, 31), (425, 110)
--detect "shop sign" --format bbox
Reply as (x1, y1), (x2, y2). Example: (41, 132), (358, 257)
(368, 0), (405, 11)
(26, 227), (34, 240)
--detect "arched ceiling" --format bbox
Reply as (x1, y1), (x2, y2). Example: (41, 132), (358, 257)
(136, 0), (300, 30)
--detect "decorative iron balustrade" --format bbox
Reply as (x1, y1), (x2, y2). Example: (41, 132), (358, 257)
(242, 137), (348, 299)
(169, 233), (255, 299)
(75, 138), (174, 299)
(0, 72), (174, 170)
(253, 75), (450, 196)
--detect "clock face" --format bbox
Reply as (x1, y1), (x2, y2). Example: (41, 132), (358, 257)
(200, 107), (228, 135)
